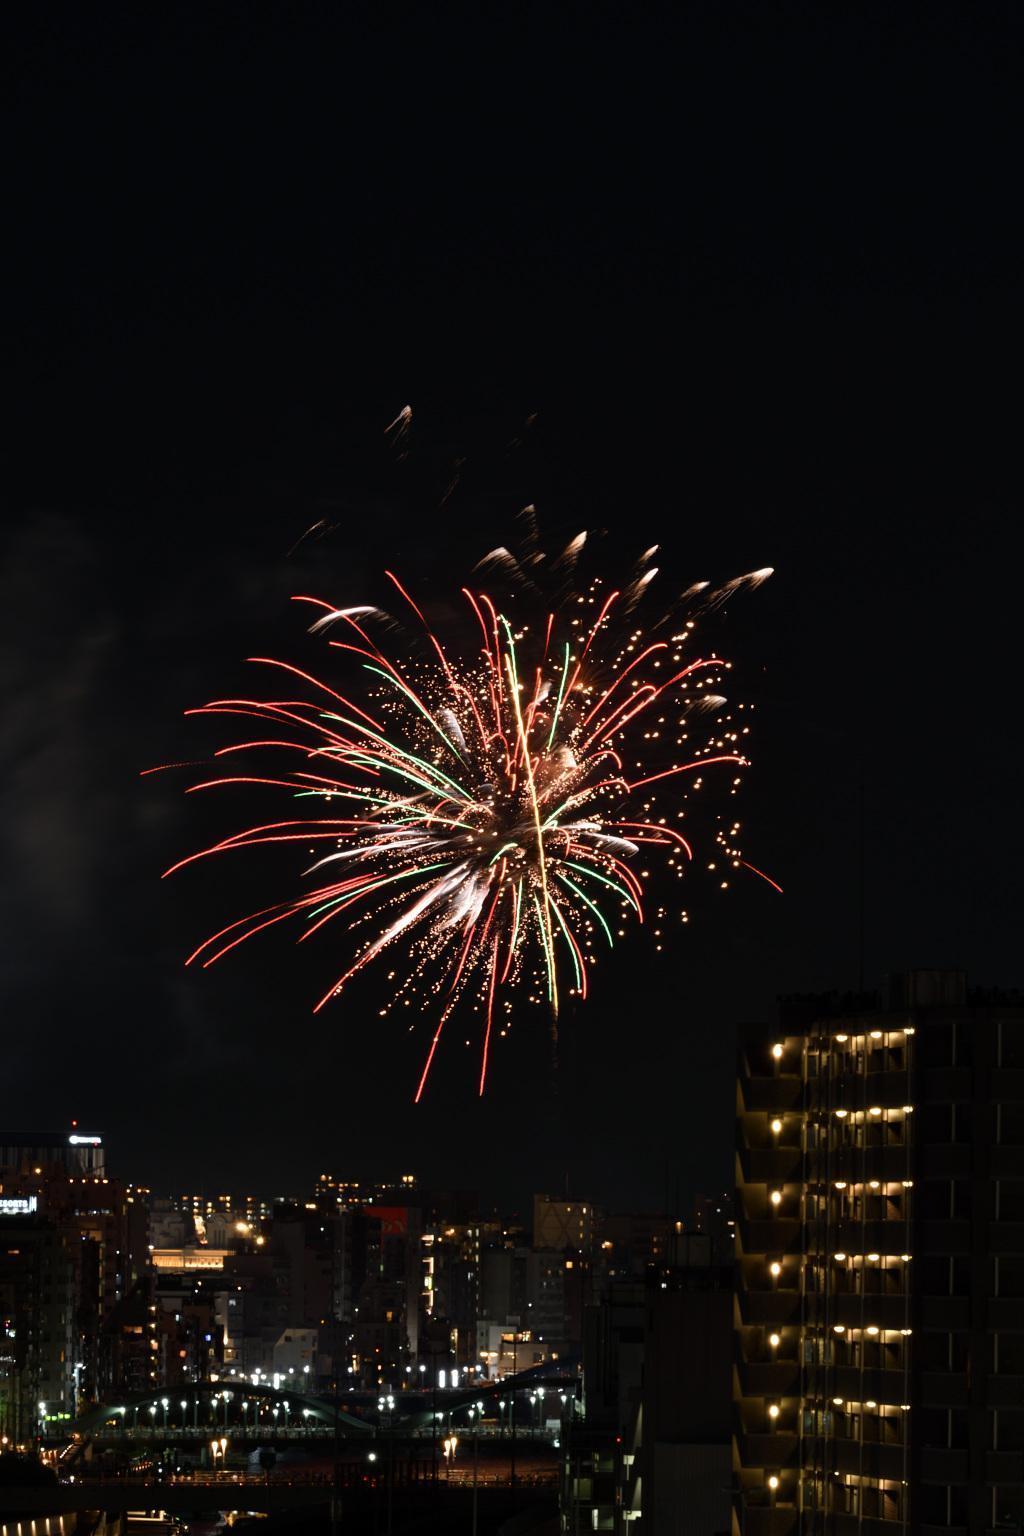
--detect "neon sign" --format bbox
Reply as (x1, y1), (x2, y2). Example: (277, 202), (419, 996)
(0, 1196), (38, 1215)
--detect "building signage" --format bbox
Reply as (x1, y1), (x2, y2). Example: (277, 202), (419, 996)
(0, 1196), (38, 1215)
(366, 1206), (409, 1236)
(68, 1134), (102, 1145)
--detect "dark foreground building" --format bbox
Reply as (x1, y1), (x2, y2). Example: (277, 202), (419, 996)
(568, 1236), (732, 1533)
(734, 969), (1024, 1536)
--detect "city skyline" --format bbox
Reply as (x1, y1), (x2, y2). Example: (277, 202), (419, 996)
(4, 5), (1021, 1529)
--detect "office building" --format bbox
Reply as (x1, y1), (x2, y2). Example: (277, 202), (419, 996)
(0, 1131), (105, 1179)
(534, 1194), (596, 1252)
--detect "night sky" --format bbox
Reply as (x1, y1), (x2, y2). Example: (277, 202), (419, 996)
(4, 5), (1021, 1215)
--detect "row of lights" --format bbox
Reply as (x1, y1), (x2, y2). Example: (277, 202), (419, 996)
(769, 1176), (913, 1204)
(834, 1105), (913, 1118)
(770, 1025), (916, 1059)
(767, 1026), (921, 1062)
(765, 1396), (909, 1419)
(832, 1324), (912, 1338)
(833, 1178), (913, 1189)
(833, 1251), (912, 1262)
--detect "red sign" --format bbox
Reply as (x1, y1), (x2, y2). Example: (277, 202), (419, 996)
(366, 1206), (409, 1236)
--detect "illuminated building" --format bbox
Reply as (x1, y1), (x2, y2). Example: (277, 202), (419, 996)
(734, 970), (1024, 1535)
(534, 1194), (596, 1253)
(693, 1191), (736, 1263)
(422, 1223), (481, 1362)
(0, 1215), (76, 1440)
(595, 1210), (681, 1273)
(0, 1133), (145, 1407)
(0, 1130), (105, 1178)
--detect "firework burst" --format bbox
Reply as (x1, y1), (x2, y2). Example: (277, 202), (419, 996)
(156, 537), (775, 1098)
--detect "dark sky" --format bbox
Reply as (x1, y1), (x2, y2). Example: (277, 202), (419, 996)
(4, 4), (1021, 1215)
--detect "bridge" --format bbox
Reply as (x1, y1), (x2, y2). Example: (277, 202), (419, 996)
(69, 1363), (580, 1446)
(73, 1379), (371, 1443)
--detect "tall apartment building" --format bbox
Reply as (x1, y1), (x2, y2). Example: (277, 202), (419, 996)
(734, 969), (1024, 1536)
(0, 1216), (77, 1441)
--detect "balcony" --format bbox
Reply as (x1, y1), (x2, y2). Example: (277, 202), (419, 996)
(837, 1520), (916, 1536)
(737, 1288), (801, 1326)
(737, 1359), (800, 1398)
(986, 1374), (1024, 1407)
(832, 1365), (906, 1405)
(738, 1146), (803, 1183)
(740, 1218), (802, 1254)
(831, 1219), (908, 1252)
(990, 1068), (1024, 1101)
(833, 1292), (909, 1330)
(738, 1506), (798, 1536)
(987, 1297), (1024, 1328)
(986, 1449), (1024, 1481)
(920, 1371), (969, 1407)
(920, 1446), (969, 1483)
(920, 1143), (972, 1178)
(920, 1294), (970, 1329)
(919, 1220), (971, 1253)
(990, 1144), (1024, 1176)
(740, 1077), (804, 1111)
(989, 1220), (1024, 1253)
(863, 1069), (914, 1101)
(921, 1066), (972, 1100)
(822, 1145), (912, 1183)
(740, 1430), (799, 1467)
(833, 1439), (906, 1481)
